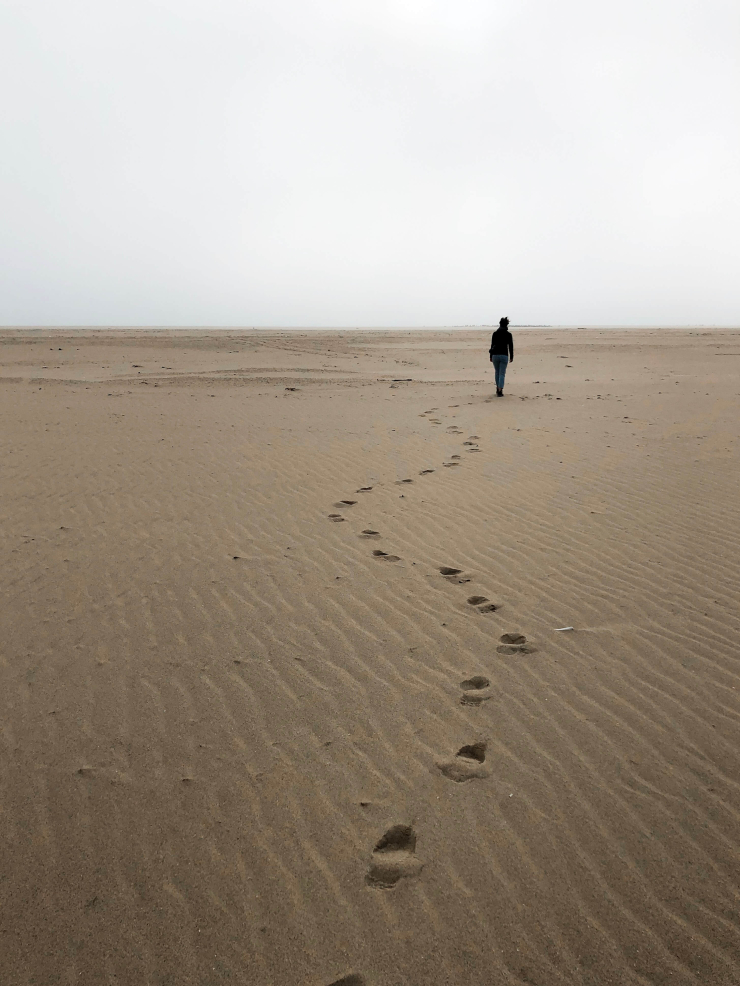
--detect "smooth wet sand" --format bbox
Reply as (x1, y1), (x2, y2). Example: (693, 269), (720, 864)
(1, 327), (740, 985)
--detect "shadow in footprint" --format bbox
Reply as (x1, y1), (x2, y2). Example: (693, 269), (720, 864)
(465, 594), (497, 613)
(419, 469), (435, 475)
(497, 633), (536, 655)
(437, 743), (488, 782)
(366, 825), (422, 889)
(458, 742), (486, 761)
(328, 514), (346, 522)
(373, 550), (401, 562)
(460, 676), (492, 705)
(440, 566), (471, 583)
(356, 487), (373, 492)
(333, 500), (358, 508)
(359, 530), (381, 539)
(395, 479), (414, 484)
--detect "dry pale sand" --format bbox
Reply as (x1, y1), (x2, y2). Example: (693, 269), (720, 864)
(1, 326), (740, 986)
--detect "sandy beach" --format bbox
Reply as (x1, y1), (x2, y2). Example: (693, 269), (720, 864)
(1, 326), (740, 986)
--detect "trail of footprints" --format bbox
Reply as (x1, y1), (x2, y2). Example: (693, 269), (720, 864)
(320, 407), (534, 929)
(319, 409), (538, 984)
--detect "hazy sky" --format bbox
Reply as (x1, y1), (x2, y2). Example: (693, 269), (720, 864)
(2, 0), (738, 326)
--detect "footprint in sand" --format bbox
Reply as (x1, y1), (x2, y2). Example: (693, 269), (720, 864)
(450, 454), (461, 459)
(328, 976), (366, 986)
(439, 566), (471, 583)
(356, 487), (373, 492)
(395, 479), (414, 484)
(443, 462), (459, 467)
(429, 419), (442, 424)
(462, 441), (477, 446)
(468, 435), (480, 440)
(373, 550), (401, 562)
(333, 500), (358, 508)
(466, 595), (497, 612)
(365, 825), (422, 888)
(419, 468), (435, 475)
(328, 514), (346, 522)
(436, 742), (489, 782)
(497, 632), (536, 654)
(459, 676), (492, 706)
(359, 529), (381, 539)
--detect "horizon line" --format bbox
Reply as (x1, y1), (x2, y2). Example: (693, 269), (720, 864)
(2, 324), (739, 332)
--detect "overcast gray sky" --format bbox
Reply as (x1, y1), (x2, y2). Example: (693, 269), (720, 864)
(1, 0), (738, 326)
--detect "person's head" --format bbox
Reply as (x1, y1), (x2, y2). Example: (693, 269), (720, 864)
(498, 317), (509, 330)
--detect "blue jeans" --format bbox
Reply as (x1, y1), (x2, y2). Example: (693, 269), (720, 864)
(491, 354), (508, 391)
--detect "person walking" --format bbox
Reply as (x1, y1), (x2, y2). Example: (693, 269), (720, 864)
(489, 317), (514, 396)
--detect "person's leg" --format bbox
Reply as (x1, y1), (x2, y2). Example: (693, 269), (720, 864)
(492, 356), (504, 391)
(496, 355), (508, 392)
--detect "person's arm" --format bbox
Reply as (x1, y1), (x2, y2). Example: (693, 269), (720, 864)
(508, 334), (514, 362)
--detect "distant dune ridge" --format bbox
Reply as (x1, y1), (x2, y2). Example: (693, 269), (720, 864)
(1, 326), (740, 985)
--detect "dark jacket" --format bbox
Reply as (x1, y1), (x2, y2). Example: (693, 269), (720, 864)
(489, 328), (513, 360)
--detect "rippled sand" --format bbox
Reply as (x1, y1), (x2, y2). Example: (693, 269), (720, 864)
(2, 326), (739, 985)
